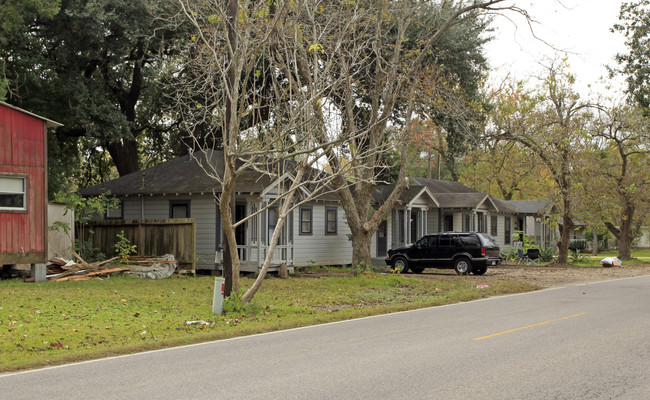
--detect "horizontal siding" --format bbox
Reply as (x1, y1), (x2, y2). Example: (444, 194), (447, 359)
(1, 105), (47, 261)
(293, 203), (352, 266)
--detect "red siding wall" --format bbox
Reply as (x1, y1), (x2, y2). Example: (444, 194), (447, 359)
(0, 104), (48, 264)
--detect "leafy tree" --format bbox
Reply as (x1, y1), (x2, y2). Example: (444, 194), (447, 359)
(459, 137), (554, 200)
(580, 105), (650, 259)
(489, 59), (594, 264)
(1, 0), (187, 188)
(612, 0), (650, 112)
(287, 0), (518, 268)
(0, 0), (60, 100)
(461, 84), (555, 200)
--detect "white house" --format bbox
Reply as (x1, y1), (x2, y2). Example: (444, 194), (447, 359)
(81, 153), (555, 271)
(369, 178), (556, 259)
(81, 150), (353, 272)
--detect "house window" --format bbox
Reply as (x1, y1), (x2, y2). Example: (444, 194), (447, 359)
(325, 207), (337, 234)
(491, 215), (498, 236)
(477, 212), (487, 233)
(444, 215), (453, 232)
(0, 176), (27, 212)
(505, 216), (511, 245)
(268, 206), (278, 242)
(106, 201), (123, 219)
(251, 203), (258, 242)
(299, 206), (312, 235)
(170, 200), (190, 218)
(464, 214), (471, 231)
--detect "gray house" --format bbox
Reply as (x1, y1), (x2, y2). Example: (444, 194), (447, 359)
(81, 150), (353, 272)
(82, 152), (555, 271)
(369, 177), (555, 258)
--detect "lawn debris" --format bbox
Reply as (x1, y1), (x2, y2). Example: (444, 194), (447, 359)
(41, 254), (177, 282)
(185, 320), (210, 326)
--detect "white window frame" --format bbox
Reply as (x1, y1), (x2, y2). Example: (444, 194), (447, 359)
(0, 175), (27, 212)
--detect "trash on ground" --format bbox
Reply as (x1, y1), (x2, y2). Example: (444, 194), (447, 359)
(600, 257), (622, 268)
(185, 320), (210, 326)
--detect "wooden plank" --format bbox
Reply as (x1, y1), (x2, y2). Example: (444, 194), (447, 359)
(81, 219), (196, 265)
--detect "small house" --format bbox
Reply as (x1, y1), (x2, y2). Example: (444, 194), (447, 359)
(0, 102), (62, 280)
(81, 150), (353, 272)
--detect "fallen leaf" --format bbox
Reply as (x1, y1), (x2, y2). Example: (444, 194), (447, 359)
(133, 312), (140, 317)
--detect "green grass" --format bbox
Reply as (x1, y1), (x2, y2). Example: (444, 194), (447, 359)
(0, 271), (539, 372)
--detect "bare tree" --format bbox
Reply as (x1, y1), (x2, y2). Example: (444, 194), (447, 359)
(491, 59), (595, 263)
(282, 0), (519, 268)
(172, 0), (362, 300)
(588, 105), (650, 259)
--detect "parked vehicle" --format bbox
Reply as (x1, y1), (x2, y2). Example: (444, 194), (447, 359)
(385, 232), (501, 275)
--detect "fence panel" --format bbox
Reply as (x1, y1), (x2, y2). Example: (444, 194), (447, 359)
(78, 219), (196, 273)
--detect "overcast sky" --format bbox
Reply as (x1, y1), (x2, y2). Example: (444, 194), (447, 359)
(484, 0), (627, 98)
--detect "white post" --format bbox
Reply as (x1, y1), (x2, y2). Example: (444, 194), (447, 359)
(212, 277), (225, 314)
(31, 263), (46, 282)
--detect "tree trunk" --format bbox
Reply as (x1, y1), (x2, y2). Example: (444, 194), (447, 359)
(221, 191), (236, 296)
(592, 230), (598, 256)
(617, 204), (635, 260)
(556, 208), (573, 264)
(220, 180), (240, 294)
(351, 230), (373, 271)
(106, 139), (139, 176)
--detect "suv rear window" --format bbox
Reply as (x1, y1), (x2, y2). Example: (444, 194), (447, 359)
(477, 233), (498, 247)
(459, 235), (480, 247)
(438, 235), (453, 246)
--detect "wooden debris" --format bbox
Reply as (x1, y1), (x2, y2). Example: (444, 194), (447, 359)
(47, 256), (120, 281)
(54, 267), (129, 281)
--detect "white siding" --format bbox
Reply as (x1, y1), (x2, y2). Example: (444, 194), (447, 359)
(427, 210), (439, 234)
(453, 213), (463, 232)
(122, 194), (217, 267)
(292, 203), (353, 266)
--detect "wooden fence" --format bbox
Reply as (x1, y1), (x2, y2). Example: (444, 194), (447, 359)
(78, 219), (196, 273)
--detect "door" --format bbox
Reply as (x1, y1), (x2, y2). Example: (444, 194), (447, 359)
(377, 220), (388, 256)
(236, 203), (247, 260)
(434, 234), (456, 267)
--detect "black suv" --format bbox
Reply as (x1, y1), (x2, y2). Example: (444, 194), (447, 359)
(385, 232), (501, 275)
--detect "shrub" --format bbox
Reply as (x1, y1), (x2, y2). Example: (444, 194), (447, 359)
(569, 240), (588, 251)
(538, 247), (556, 262)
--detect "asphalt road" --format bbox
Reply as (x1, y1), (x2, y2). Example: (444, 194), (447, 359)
(2, 275), (649, 399)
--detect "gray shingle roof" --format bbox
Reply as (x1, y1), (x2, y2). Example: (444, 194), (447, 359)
(82, 150), (281, 197)
(507, 200), (553, 215)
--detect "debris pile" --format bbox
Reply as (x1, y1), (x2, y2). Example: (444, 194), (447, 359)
(46, 251), (127, 281)
(43, 252), (178, 281)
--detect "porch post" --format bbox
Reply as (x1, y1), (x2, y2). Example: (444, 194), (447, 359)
(423, 208), (428, 236)
(406, 207), (411, 244)
(258, 201), (263, 271)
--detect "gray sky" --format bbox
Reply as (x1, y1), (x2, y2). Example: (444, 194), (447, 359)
(484, 0), (627, 97)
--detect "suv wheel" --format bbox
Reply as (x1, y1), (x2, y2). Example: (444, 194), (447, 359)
(392, 257), (409, 273)
(473, 266), (487, 275)
(454, 257), (472, 275)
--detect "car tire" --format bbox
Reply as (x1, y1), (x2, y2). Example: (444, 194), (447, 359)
(392, 257), (409, 273)
(410, 267), (424, 274)
(473, 266), (487, 275)
(454, 257), (472, 275)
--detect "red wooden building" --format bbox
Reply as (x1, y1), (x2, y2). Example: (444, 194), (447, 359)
(0, 101), (61, 279)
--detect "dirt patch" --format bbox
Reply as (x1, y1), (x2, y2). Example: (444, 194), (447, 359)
(408, 263), (650, 288)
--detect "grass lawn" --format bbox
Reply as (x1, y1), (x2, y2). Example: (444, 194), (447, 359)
(579, 249), (650, 265)
(0, 270), (539, 372)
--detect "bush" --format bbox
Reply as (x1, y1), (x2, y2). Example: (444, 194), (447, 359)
(569, 240), (588, 251)
(538, 247), (556, 262)
(500, 247), (519, 261)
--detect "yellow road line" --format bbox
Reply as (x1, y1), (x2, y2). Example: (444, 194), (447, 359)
(474, 312), (587, 341)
